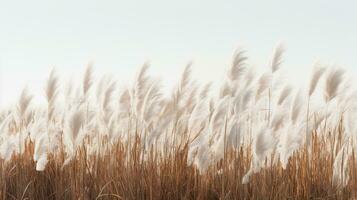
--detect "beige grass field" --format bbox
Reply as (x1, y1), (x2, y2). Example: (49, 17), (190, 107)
(1, 46), (357, 199)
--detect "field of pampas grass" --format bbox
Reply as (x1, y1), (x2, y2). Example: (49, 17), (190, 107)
(2, 45), (357, 199)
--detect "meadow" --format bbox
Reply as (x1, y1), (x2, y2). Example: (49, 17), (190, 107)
(1, 45), (357, 199)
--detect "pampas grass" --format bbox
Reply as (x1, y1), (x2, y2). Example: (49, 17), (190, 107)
(325, 68), (345, 102)
(270, 43), (285, 73)
(2, 45), (357, 199)
(45, 69), (59, 123)
(83, 63), (93, 98)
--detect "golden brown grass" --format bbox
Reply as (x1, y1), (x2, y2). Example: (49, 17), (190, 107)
(0, 130), (355, 200)
(1, 47), (356, 199)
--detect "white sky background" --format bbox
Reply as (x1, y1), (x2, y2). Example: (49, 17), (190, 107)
(1, 0), (357, 108)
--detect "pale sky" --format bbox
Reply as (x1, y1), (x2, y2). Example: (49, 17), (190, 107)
(1, 0), (357, 108)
